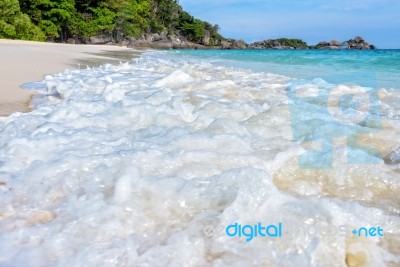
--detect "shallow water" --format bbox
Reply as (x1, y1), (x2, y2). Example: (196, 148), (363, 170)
(0, 50), (399, 266)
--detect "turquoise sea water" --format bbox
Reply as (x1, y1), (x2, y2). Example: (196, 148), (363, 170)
(170, 49), (400, 89)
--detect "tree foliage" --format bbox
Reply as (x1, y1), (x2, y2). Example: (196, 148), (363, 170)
(1, 0), (224, 45)
(0, 0), (45, 40)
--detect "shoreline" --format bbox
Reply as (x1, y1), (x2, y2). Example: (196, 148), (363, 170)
(0, 39), (141, 117)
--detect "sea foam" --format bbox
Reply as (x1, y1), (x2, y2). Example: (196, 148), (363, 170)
(0, 52), (399, 266)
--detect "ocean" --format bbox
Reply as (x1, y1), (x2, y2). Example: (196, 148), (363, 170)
(0, 49), (399, 266)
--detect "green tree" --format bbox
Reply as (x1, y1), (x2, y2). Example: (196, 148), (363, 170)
(2, 0), (225, 45)
(150, 0), (179, 32)
(113, 0), (150, 39)
(182, 19), (205, 41)
(0, 0), (44, 40)
(20, 0), (77, 40)
(69, 6), (115, 38)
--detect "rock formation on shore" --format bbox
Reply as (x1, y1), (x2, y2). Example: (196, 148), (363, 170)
(246, 36), (376, 50)
(112, 35), (376, 50)
(313, 36), (376, 50)
(81, 32), (250, 50)
(249, 38), (308, 49)
(70, 32), (377, 50)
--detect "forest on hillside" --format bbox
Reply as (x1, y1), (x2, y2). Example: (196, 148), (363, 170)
(0, 0), (223, 45)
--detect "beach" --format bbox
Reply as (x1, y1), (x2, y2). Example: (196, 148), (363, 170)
(0, 40), (140, 116)
(0, 47), (399, 266)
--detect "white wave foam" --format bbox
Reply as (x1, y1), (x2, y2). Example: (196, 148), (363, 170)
(0, 52), (399, 266)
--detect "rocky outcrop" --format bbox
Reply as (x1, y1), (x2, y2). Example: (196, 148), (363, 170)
(202, 30), (211, 46)
(249, 38), (308, 49)
(232, 40), (247, 49)
(94, 34), (376, 51)
(221, 40), (232, 49)
(123, 32), (243, 50)
(126, 33), (210, 49)
(213, 39), (246, 49)
(248, 36), (376, 50)
(315, 40), (340, 50)
(330, 40), (341, 46)
(314, 36), (376, 49)
(89, 35), (114, 45)
(66, 38), (76, 44)
(384, 148), (400, 165)
(348, 36), (376, 49)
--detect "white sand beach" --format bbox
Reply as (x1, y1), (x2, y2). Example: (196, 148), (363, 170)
(0, 40), (139, 116)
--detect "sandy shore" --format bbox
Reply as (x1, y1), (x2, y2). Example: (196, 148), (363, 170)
(0, 40), (140, 116)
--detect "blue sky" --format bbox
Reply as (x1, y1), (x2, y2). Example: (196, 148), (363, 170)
(179, 0), (400, 48)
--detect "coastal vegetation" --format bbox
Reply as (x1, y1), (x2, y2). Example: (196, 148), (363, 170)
(250, 38), (308, 49)
(0, 0), (45, 40)
(312, 36), (376, 50)
(0, 0), (223, 46)
(0, 0), (376, 49)
(249, 37), (376, 50)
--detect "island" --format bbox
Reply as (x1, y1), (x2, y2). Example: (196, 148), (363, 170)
(1, 0), (376, 50)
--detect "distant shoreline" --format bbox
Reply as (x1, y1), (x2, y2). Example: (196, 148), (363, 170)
(0, 40), (141, 117)
(0, 37), (390, 117)
(61, 34), (378, 50)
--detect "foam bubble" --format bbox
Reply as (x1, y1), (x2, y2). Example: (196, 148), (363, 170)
(0, 52), (399, 266)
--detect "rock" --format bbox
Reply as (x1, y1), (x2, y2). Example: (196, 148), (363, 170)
(330, 40), (340, 46)
(354, 36), (364, 43)
(340, 42), (349, 48)
(160, 30), (168, 39)
(120, 39), (130, 46)
(246, 35), (375, 50)
(89, 36), (113, 44)
(150, 40), (173, 49)
(384, 148), (400, 165)
(127, 36), (137, 43)
(354, 43), (363, 49)
(128, 39), (151, 48)
(67, 38), (75, 44)
(127, 32), (213, 49)
(221, 40), (232, 49)
(184, 41), (209, 49)
(176, 42), (189, 49)
(171, 38), (188, 49)
(145, 33), (154, 42)
(202, 30), (210, 46)
(152, 33), (162, 42)
(232, 40), (247, 49)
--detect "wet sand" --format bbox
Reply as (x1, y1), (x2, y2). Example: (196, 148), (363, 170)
(0, 39), (140, 116)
